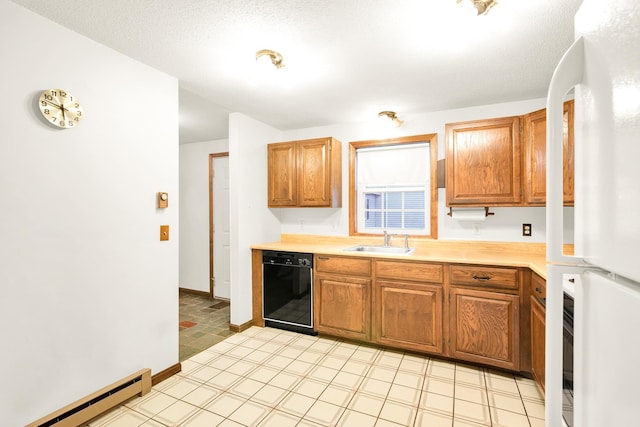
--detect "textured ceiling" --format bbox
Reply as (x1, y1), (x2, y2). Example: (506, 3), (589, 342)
(10, 0), (583, 143)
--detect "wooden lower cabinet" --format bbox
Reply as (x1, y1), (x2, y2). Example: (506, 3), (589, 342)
(449, 287), (520, 371)
(530, 295), (546, 391)
(314, 274), (371, 341)
(374, 280), (443, 354)
(308, 256), (528, 373)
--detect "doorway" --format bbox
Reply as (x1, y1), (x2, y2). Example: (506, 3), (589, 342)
(209, 153), (230, 299)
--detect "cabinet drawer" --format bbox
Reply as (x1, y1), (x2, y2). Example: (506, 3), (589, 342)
(375, 260), (444, 283)
(450, 265), (519, 290)
(315, 255), (371, 276)
(531, 272), (546, 298)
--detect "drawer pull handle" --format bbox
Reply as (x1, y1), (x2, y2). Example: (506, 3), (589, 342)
(473, 275), (491, 281)
(535, 287), (543, 293)
(318, 257), (329, 260)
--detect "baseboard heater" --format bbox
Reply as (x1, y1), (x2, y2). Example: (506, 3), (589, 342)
(26, 368), (151, 427)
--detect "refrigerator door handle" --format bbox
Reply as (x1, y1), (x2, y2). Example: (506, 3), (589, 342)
(546, 36), (586, 265)
(545, 264), (590, 427)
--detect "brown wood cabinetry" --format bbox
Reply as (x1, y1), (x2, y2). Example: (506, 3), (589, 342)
(445, 101), (574, 207)
(373, 261), (444, 354)
(267, 142), (297, 207)
(446, 116), (522, 206)
(449, 265), (519, 291)
(531, 272), (546, 299)
(314, 255), (371, 341)
(449, 265), (521, 371)
(449, 288), (520, 371)
(530, 273), (546, 392)
(523, 100), (574, 206)
(530, 295), (546, 391)
(267, 137), (342, 208)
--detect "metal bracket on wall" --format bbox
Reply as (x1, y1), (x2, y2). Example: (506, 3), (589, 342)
(447, 207), (495, 217)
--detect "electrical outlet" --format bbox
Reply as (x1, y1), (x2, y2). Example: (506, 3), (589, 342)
(522, 223), (532, 237)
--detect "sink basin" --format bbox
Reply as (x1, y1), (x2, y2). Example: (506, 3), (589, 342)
(343, 245), (416, 255)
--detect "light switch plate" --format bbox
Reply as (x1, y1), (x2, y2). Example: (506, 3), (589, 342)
(160, 225), (169, 241)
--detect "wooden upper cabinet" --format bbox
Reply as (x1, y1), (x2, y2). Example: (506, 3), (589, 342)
(446, 116), (522, 206)
(267, 142), (297, 207)
(523, 100), (575, 206)
(298, 138), (341, 207)
(267, 137), (342, 208)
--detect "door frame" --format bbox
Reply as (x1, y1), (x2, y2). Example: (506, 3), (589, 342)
(209, 152), (229, 299)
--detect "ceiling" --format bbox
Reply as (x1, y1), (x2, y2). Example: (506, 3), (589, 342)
(11, 0), (583, 144)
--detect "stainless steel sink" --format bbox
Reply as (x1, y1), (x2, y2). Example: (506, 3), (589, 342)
(343, 245), (415, 255)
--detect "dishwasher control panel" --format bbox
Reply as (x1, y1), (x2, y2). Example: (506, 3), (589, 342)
(262, 251), (313, 268)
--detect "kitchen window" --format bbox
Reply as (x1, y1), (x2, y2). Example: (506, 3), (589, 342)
(349, 134), (438, 238)
(363, 189), (426, 229)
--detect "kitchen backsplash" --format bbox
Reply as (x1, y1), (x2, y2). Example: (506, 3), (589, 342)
(274, 190), (575, 244)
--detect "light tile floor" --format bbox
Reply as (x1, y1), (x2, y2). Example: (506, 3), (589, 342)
(90, 326), (545, 427)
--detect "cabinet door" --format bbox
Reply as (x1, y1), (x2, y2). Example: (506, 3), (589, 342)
(298, 139), (332, 207)
(446, 116), (521, 205)
(530, 295), (546, 392)
(267, 142), (297, 207)
(523, 100), (574, 205)
(449, 287), (520, 370)
(374, 280), (443, 354)
(314, 274), (371, 341)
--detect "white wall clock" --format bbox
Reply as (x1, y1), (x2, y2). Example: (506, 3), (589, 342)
(38, 88), (83, 129)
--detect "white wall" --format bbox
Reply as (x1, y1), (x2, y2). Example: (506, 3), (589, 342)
(275, 98), (575, 243)
(179, 139), (229, 293)
(0, 2), (179, 425)
(228, 114), (282, 326)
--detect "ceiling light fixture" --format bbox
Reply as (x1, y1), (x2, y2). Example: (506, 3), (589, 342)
(456, 0), (497, 16)
(255, 49), (284, 69)
(378, 111), (404, 127)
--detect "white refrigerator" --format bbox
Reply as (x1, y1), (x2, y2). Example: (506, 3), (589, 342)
(545, 0), (640, 426)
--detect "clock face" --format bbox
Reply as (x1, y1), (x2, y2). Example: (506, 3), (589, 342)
(38, 88), (83, 129)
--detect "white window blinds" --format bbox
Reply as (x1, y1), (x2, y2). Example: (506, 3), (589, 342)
(356, 143), (430, 186)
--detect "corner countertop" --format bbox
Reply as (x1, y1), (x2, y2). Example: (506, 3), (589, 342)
(251, 234), (551, 279)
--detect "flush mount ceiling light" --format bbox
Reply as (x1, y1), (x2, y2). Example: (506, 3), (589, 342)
(378, 111), (405, 127)
(255, 49), (284, 69)
(456, 0), (497, 16)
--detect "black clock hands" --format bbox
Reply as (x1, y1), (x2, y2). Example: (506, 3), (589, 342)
(42, 99), (62, 110)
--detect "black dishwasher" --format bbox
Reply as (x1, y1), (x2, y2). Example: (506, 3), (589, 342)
(262, 251), (316, 335)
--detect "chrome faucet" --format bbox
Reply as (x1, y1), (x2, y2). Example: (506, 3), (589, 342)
(403, 234), (409, 250)
(383, 231), (395, 247)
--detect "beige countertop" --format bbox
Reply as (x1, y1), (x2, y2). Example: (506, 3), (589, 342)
(251, 234), (552, 278)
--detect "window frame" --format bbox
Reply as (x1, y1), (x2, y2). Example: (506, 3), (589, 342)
(349, 134), (438, 239)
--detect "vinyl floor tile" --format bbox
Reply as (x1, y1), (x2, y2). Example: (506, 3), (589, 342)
(92, 299), (548, 427)
(337, 409), (378, 427)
